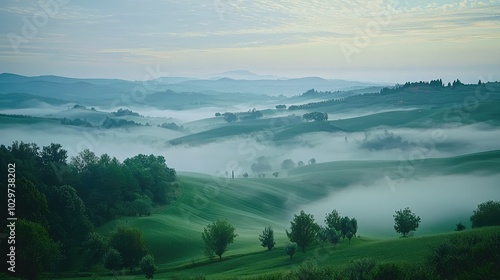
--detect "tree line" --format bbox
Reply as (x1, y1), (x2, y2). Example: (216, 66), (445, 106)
(0, 141), (177, 279)
(200, 201), (500, 262)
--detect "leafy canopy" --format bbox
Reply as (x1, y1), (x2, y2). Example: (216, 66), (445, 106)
(393, 207), (421, 237)
(286, 210), (320, 252)
(202, 219), (237, 260)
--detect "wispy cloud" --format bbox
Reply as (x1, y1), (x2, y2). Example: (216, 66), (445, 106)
(0, 0), (499, 81)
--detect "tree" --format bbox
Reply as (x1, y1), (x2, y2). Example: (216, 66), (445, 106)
(251, 156), (272, 173)
(303, 112), (328, 122)
(393, 207), (421, 237)
(346, 231), (354, 245)
(350, 218), (358, 237)
(297, 161), (305, 167)
(285, 242), (297, 259)
(80, 232), (109, 269)
(139, 254), (157, 279)
(281, 159), (296, 169)
(455, 222), (466, 231)
(110, 227), (147, 269)
(103, 249), (123, 272)
(202, 219), (237, 260)
(259, 226), (276, 250)
(223, 112), (238, 123)
(272, 172), (279, 178)
(340, 216), (351, 239)
(16, 178), (49, 229)
(325, 210), (341, 231)
(16, 219), (61, 280)
(286, 210), (320, 252)
(45, 185), (92, 246)
(308, 158), (316, 165)
(318, 226), (339, 246)
(470, 200), (500, 228)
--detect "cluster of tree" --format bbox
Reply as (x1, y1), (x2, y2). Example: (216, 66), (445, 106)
(270, 230), (500, 280)
(157, 122), (184, 131)
(215, 109), (264, 123)
(301, 88), (344, 96)
(278, 158), (313, 171)
(0, 142), (177, 278)
(73, 104), (87, 109)
(60, 117), (93, 127)
(81, 227), (157, 279)
(285, 210), (359, 256)
(249, 157), (316, 177)
(75, 151), (177, 224)
(288, 94), (368, 111)
(380, 79), (468, 95)
(113, 108), (142, 117)
(101, 117), (144, 128)
(302, 112), (328, 122)
(222, 112), (238, 122)
(275, 104), (287, 110)
(240, 108), (263, 121)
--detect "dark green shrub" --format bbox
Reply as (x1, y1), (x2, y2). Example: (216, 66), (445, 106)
(372, 263), (406, 280)
(427, 232), (500, 279)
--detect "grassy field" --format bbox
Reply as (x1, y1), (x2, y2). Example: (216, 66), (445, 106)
(47, 150), (497, 279)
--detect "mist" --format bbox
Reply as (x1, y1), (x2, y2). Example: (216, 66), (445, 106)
(294, 174), (500, 237)
(1, 121), (500, 176)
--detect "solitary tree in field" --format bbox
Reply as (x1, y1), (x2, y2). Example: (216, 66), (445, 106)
(259, 226), (276, 250)
(286, 210), (320, 252)
(393, 207), (421, 237)
(285, 242), (298, 259)
(202, 219), (237, 260)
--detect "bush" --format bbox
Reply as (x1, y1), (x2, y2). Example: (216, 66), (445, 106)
(345, 258), (376, 280)
(427, 232), (500, 279)
(372, 263), (406, 280)
(291, 261), (338, 280)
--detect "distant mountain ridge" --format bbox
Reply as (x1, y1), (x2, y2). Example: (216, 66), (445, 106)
(0, 72), (387, 102)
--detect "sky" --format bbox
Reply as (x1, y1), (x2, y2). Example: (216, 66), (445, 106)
(0, 0), (499, 83)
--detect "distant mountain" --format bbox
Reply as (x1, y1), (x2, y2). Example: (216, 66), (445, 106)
(0, 73), (140, 104)
(163, 76), (385, 96)
(0, 73), (387, 105)
(203, 70), (281, 80)
(0, 93), (70, 109)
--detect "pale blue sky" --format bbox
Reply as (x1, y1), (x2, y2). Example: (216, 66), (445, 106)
(0, 0), (499, 83)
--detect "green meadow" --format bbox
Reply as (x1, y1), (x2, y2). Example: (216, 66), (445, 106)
(48, 150), (500, 279)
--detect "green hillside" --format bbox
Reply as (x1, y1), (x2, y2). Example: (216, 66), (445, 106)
(62, 150), (499, 280)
